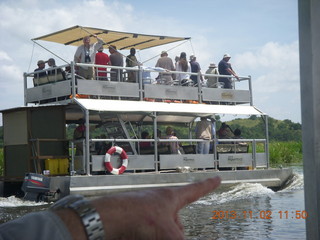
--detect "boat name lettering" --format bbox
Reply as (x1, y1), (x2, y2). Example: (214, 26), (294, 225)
(227, 156), (243, 162)
(102, 84), (116, 89)
(221, 92), (234, 99)
(183, 157), (195, 162)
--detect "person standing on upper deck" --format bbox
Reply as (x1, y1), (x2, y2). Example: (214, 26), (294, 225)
(34, 60), (47, 77)
(218, 53), (239, 89)
(189, 55), (203, 86)
(47, 58), (66, 81)
(95, 47), (110, 81)
(205, 63), (220, 88)
(155, 51), (175, 85)
(74, 35), (104, 80)
(109, 45), (124, 81)
(175, 52), (191, 86)
(126, 48), (139, 82)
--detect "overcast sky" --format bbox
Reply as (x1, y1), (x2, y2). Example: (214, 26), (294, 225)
(0, 0), (300, 124)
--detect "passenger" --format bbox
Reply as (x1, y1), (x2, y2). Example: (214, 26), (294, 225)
(233, 128), (242, 138)
(205, 63), (220, 88)
(33, 60), (48, 86)
(195, 117), (214, 154)
(217, 122), (234, 139)
(95, 47), (110, 81)
(109, 45), (124, 81)
(126, 47), (139, 82)
(233, 128), (248, 150)
(155, 50), (175, 85)
(139, 131), (152, 148)
(0, 177), (221, 240)
(73, 118), (86, 155)
(46, 58), (66, 81)
(74, 35), (104, 80)
(218, 53), (239, 89)
(189, 55), (203, 86)
(34, 60), (46, 75)
(165, 126), (180, 154)
(175, 52), (191, 86)
(173, 56), (179, 80)
(33, 60), (47, 85)
(174, 56), (180, 64)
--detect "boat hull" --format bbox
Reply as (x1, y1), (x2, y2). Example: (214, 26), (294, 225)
(49, 168), (293, 199)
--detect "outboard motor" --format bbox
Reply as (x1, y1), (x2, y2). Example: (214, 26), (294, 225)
(21, 173), (51, 202)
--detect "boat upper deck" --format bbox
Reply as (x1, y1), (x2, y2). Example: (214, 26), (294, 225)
(24, 62), (253, 106)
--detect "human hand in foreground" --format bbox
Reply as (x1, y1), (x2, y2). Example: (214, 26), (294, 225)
(56, 176), (221, 240)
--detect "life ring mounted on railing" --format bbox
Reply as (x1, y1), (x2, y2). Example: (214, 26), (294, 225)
(104, 146), (128, 175)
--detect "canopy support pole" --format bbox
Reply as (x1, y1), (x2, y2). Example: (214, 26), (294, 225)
(31, 40), (69, 64)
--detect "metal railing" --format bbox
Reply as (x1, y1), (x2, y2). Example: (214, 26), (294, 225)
(24, 62), (253, 105)
(70, 137), (268, 175)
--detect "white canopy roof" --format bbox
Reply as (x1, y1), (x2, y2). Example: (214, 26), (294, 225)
(75, 99), (265, 122)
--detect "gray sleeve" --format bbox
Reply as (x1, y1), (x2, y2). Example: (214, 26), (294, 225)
(0, 210), (72, 240)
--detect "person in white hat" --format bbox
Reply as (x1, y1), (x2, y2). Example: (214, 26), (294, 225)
(205, 63), (220, 88)
(218, 53), (239, 89)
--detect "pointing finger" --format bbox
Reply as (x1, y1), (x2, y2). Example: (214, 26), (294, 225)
(175, 176), (221, 208)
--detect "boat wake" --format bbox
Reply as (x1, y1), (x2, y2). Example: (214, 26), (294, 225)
(0, 196), (48, 207)
(195, 182), (274, 206)
(279, 171), (304, 192)
(194, 168), (304, 207)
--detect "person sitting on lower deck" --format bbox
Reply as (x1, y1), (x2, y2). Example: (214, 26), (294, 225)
(164, 127), (179, 154)
(139, 131), (152, 149)
(217, 122), (234, 139)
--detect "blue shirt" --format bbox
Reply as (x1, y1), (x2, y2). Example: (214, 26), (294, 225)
(218, 59), (232, 76)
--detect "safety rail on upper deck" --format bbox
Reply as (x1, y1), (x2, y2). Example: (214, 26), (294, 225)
(24, 62), (253, 106)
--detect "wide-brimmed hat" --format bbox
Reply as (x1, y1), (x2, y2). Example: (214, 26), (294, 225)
(161, 50), (167, 55)
(209, 63), (217, 68)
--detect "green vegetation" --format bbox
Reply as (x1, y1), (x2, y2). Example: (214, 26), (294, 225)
(223, 116), (302, 142)
(256, 141), (303, 165)
(269, 141), (303, 165)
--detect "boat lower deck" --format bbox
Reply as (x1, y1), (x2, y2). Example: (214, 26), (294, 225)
(50, 168), (293, 199)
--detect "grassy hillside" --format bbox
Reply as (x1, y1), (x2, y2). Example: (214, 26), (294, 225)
(220, 116), (302, 142)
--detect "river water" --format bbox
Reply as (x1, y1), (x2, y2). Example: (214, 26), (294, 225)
(0, 166), (305, 239)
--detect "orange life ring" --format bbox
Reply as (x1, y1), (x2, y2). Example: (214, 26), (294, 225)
(104, 146), (128, 175)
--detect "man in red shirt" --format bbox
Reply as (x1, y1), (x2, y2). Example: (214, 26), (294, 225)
(95, 47), (110, 80)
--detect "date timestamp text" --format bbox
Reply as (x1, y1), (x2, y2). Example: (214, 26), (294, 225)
(211, 210), (308, 220)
